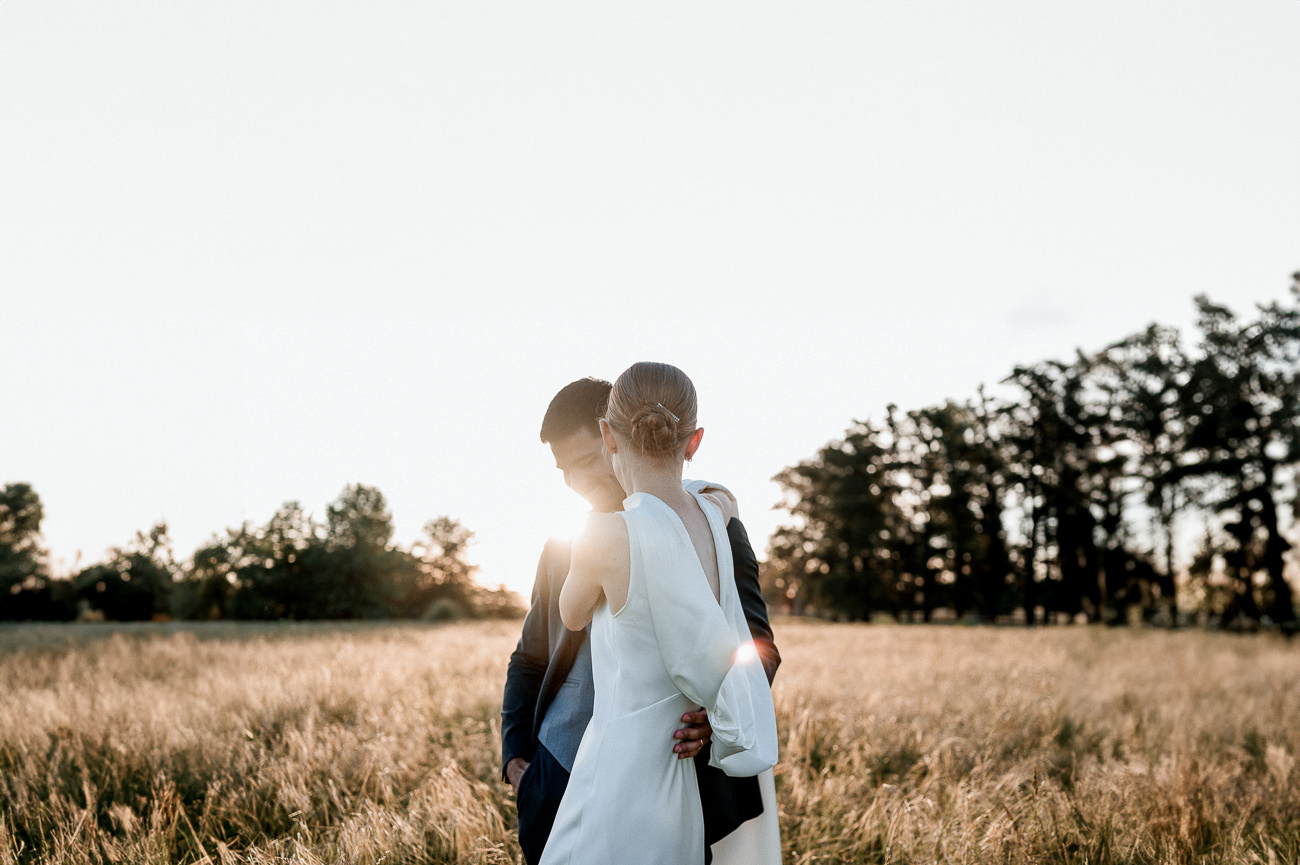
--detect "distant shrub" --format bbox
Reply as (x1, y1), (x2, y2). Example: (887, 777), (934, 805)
(1, 582), (77, 622)
(473, 586), (527, 620)
(422, 598), (468, 623)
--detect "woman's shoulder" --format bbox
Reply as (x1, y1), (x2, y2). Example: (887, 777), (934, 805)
(571, 511), (630, 570)
(579, 510), (626, 538)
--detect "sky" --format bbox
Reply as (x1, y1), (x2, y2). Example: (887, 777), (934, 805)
(2, 1), (1298, 600)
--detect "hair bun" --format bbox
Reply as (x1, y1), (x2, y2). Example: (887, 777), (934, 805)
(629, 404), (680, 454)
(604, 361), (698, 458)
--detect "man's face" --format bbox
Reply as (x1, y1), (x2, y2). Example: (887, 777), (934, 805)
(550, 426), (626, 512)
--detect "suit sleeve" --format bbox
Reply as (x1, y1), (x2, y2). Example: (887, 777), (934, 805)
(727, 518), (781, 685)
(500, 544), (553, 779)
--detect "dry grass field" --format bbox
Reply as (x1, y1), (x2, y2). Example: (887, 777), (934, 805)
(0, 619), (1297, 865)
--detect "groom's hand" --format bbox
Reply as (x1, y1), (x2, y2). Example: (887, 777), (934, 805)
(506, 757), (530, 794)
(673, 709), (713, 760)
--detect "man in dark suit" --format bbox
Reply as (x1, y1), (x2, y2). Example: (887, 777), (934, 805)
(501, 377), (781, 865)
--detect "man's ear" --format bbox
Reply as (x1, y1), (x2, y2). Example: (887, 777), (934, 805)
(684, 427), (704, 460)
(599, 419), (618, 454)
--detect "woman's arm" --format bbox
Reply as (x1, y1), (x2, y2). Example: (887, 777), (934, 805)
(559, 513), (629, 630)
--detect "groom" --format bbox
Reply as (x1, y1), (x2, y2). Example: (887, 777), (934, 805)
(501, 376), (781, 865)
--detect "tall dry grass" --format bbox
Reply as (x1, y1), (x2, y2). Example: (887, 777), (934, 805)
(772, 621), (1299, 865)
(0, 622), (517, 865)
(1, 619), (1297, 864)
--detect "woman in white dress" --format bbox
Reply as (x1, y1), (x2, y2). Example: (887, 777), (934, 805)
(538, 361), (779, 865)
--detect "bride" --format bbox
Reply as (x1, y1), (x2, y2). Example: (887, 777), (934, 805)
(538, 361), (779, 865)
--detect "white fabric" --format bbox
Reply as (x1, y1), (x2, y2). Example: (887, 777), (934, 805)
(710, 769), (782, 865)
(684, 478), (782, 865)
(539, 491), (780, 865)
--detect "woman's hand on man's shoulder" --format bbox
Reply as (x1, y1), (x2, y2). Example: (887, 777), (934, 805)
(700, 490), (739, 524)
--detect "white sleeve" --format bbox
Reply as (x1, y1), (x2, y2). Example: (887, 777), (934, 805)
(702, 541), (779, 779)
(639, 495), (778, 778)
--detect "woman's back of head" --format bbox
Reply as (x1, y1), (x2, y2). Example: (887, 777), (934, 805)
(604, 362), (698, 457)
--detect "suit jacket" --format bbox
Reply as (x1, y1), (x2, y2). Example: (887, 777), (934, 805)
(501, 513), (781, 845)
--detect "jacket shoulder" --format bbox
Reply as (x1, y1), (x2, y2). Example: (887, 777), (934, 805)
(540, 536), (573, 566)
(538, 536), (574, 590)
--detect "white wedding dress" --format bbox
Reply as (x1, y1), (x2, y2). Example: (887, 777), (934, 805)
(538, 491), (779, 865)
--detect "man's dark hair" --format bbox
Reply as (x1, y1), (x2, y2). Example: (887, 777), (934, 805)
(540, 377), (612, 444)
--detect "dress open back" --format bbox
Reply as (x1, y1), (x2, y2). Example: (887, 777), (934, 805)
(538, 491), (777, 865)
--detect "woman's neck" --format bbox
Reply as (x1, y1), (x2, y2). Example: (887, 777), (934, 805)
(619, 454), (689, 506)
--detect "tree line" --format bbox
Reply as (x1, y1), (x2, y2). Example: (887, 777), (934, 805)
(0, 483), (521, 622)
(764, 280), (1300, 629)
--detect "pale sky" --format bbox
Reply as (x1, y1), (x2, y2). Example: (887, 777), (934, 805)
(3, 2), (1298, 599)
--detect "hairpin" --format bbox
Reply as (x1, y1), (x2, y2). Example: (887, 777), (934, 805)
(655, 402), (680, 424)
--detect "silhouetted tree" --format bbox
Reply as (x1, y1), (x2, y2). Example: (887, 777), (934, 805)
(905, 400), (1014, 621)
(0, 483), (45, 593)
(179, 533), (243, 620)
(971, 387), (1016, 620)
(769, 280), (1298, 628)
(1002, 360), (1100, 623)
(1092, 323), (1189, 622)
(225, 502), (323, 619)
(212, 486), (501, 621)
(769, 420), (903, 620)
(317, 484), (404, 619)
(395, 516), (482, 619)
(74, 523), (177, 621)
(885, 405), (941, 621)
(1, 478), (500, 621)
(0, 483), (73, 620)
(1176, 287), (1299, 625)
(224, 488), (401, 620)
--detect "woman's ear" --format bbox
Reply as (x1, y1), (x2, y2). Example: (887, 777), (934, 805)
(599, 418), (618, 454)
(684, 427), (704, 460)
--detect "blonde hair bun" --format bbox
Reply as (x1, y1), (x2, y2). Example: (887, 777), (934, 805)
(629, 404), (681, 454)
(604, 362), (699, 458)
